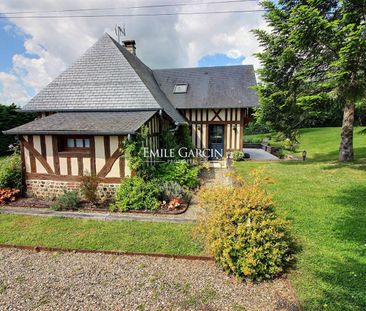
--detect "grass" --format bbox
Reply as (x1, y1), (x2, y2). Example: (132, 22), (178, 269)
(0, 214), (202, 256)
(236, 127), (366, 311)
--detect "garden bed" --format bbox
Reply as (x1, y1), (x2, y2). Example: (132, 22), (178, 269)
(4, 196), (191, 215)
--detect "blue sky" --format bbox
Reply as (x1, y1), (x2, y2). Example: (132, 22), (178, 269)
(0, 0), (265, 106)
(0, 19), (245, 72)
(0, 20), (27, 72)
(0, 19), (249, 105)
(198, 53), (245, 67)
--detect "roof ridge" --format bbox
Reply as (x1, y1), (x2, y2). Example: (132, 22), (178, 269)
(107, 34), (185, 124)
(153, 64), (254, 71)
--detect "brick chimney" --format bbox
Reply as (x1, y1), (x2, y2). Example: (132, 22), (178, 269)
(123, 40), (136, 55)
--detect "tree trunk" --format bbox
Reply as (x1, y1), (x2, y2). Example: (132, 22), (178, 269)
(339, 102), (355, 162)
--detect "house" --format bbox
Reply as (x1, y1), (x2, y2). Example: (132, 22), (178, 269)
(5, 33), (258, 199)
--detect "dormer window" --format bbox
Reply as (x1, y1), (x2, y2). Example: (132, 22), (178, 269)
(173, 83), (188, 94)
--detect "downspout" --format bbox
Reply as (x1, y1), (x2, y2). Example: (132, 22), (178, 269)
(169, 121), (180, 132)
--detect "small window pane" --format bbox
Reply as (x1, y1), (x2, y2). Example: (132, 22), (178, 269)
(173, 83), (188, 94)
(84, 139), (90, 148)
(76, 139), (83, 148)
(67, 138), (75, 148)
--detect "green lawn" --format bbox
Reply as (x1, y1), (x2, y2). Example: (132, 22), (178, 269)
(0, 215), (202, 256)
(236, 127), (366, 311)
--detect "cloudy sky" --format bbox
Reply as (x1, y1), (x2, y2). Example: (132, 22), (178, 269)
(0, 0), (269, 106)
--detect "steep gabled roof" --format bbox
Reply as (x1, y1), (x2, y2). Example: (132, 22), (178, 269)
(4, 111), (156, 135)
(22, 34), (185, 124)
(153, 65), (258, 109)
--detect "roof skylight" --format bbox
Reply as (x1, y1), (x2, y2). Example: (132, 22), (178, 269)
(173, 83), (188, 94)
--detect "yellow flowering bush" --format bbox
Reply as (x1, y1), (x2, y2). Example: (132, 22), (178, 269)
(195, 170), (294, 281)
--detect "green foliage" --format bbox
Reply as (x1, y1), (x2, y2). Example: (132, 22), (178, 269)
(281, 138), (298, 152)
(0, 154), (22, 189)
(253, 1), (366, 160)
(232, 151), (245, 162)
(160, 130), (180, 159)
(234, 128), (366, 310)
(80, 173), (99, 203)
(196, 171), (294, 282)
(51, 191), (79, 211)
(244, 121), (270, 135)
(113, 176), (160, 212)
(160, 124), (195, 160)
(121, 126), (149, 176)
(176, 124), (195, 151)
(159, 181), (192, 204)
(0, 104), (36, 155)
(155, 161), (200, 189)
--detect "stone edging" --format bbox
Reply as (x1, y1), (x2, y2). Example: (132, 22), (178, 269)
(0, 243), (213, 262)
(0, 207), (197, 223)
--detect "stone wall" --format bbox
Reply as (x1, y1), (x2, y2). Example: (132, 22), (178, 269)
(26, 179), (119, 201)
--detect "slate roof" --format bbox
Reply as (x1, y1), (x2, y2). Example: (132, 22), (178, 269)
(18, 33), (259, 136)
(153, 65), (258, 109)
(4, 111), (156, 135)
(22, 34), (185, 124)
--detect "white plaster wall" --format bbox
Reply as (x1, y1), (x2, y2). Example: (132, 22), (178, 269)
(94, 136), (105, 174)
(71, 158), (78, 176)
(59, 157), (68, 175)
(45, 135), (54, 171)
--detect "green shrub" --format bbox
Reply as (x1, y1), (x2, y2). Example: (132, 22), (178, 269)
(51, 191), (79, 211)
(244, 137), (264, 143)
(80, 173), (99, 203)
(113, 176), (159, 212)
(155, 161), (200, 189)
(195, 170), (294, 282)
(244, 122), (270, 135)
(281, 138), (299, 151)
(159, 181), (192, 204)
(232, 151), (245, 161)
(0, 155), (22, 189)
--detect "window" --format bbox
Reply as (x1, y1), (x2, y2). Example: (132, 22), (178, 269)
(173, 83), (188, 94)
(60, 136), (91, 154)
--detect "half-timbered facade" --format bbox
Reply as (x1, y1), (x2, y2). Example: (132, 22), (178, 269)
(179, 108), (252, 155)
(5, 33), (258, 199)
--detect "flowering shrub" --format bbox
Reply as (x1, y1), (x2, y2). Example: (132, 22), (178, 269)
(168, 197), (184, 209)
(195, 170), (294, 281)
(0, 188), (20, 204)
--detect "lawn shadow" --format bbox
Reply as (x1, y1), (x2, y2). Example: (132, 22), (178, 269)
(276, 147), (366, 171)
(330, 184), (366, 246)
(306, 184), (366, 310)
(301, 256), (366, 310)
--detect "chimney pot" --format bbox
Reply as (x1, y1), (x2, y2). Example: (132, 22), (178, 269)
(123, 40), (136, 55)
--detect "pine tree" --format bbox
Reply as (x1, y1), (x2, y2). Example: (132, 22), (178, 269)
(254, 0), (366, 161)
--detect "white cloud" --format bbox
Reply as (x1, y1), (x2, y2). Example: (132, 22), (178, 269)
(0, 72), (30, 105)
(13, 38), (66, 93)
(0, 0), (268, 105)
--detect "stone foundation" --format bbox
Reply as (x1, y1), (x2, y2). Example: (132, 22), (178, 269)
(26, 179), (119, 201)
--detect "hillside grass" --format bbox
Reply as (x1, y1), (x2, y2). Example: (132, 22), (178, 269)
(245, 127), (366, 160)
(236, 127), (366, 311)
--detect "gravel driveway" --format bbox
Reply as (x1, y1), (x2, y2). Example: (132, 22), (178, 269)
(0, 248), (299, 311)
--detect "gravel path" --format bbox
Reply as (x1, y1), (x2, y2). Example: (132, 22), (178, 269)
(0, 248), (299, 311)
